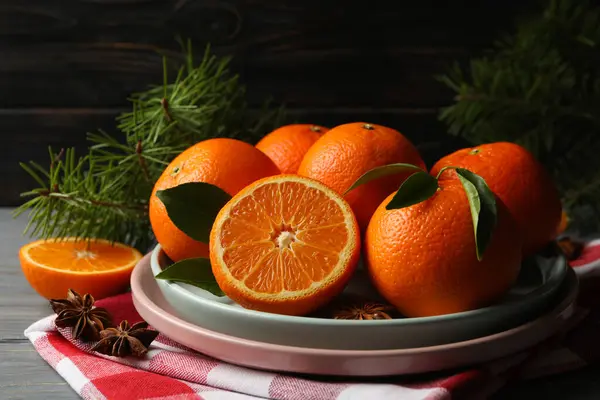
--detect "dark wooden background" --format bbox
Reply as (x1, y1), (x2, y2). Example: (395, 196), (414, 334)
(1, 0), (542, 206)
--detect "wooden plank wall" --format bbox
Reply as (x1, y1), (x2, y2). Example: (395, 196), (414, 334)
(1, 0), (539, 205)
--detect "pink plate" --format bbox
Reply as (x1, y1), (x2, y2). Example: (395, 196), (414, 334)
(131, 253), (579, 376)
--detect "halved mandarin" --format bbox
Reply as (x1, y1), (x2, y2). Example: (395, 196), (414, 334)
(19, 238), (143, 300)
(210, 175), (360, 316)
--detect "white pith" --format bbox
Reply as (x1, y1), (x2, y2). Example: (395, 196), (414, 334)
(75, 250), (97, 259)
(276, 231), (296, 249)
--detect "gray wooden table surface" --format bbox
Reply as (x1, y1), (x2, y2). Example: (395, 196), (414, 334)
(1, 207), (599, 399)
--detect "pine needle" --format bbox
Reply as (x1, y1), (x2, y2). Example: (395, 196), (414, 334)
(437, 0), (600, 234)
(16, 41), (286, 252)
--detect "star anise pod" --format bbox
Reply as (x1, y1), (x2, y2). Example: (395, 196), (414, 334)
(49, 289), (112, 341)
(333, 301), (397, 320)
(91, 320), (159, 357)
(557, 237), (584, 261)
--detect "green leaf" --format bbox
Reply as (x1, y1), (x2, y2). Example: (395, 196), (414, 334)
(344, 163), (425, 195)
(385, 171), (439, 210)
(435, 165), (457, 180)
(155, 257), (225, 296)
(156, 182), (231, 243)
(455, 168), (498, 261)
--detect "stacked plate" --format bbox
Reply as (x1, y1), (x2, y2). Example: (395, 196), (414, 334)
(130, 244), (578, 376)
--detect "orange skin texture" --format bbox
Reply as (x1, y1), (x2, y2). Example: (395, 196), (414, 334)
(365, 178), (523, 317)
(149, 138), (280, 262)
(209, 175), (361, 316)
(430, 142), (562, 256)
(297, 122), (425, 232)
(255, 124), (329, 174)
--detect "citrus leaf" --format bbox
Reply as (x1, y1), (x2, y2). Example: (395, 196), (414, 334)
(344, 163), (425, 195)
(156, 182), (231, 243)
(155, 257), (225, 296)
(435, 165), (456, 179)
(385, 171), (439, 210)
(455, 168), (497, 261)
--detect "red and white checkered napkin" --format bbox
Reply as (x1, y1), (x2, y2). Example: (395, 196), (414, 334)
(25, 240), (600, 400)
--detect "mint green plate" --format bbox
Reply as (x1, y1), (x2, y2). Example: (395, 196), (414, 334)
(150, 245), (569, 350)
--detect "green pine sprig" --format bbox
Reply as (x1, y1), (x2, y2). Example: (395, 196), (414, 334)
(437, 0), (600, 233)
(14, 148), (152, 249)
(15, 40), (286, 251)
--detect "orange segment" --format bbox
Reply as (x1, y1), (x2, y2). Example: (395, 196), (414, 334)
(292, 185), (346, 228)
(219, 218), (271, 248)
(295, 224), (349, 252)
(19, 238), (143, 300)
(279, 180), (311, 222)
(280, 248), (313, 290)
(251, 183), (284, 226)
(222, 241), (274, 279)
(244, 250), (286, 293)
(210, 175), (360, 316)
(291, 242), (340, 281)
(228, 195), (272, 230)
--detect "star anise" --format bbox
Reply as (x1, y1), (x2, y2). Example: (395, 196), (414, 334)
(557, 237), (584, 261)
(91, 320), (159, 357)
(49, 289), (112, 341)
(333, 300), (398, 320)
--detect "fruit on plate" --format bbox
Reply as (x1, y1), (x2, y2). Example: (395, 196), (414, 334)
(298, 122), (425, 231)
(365, 172), (522, 318)
(19, 238), (143, 300)
(255, 124), (328, 174)
(209, 175), (360, 316)
(149, 138), (280, 262)
(430, 142), (562, 256)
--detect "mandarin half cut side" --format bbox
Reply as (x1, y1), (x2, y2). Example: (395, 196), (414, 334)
(209, 175), (360, 316)
(19, 238), (143, 300)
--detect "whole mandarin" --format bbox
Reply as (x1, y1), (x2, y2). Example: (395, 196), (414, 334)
(430, 142), (562, 255)
(298, 122), (425, 231)
(149, 138), (280, 262)
(365, 176), (522, 317)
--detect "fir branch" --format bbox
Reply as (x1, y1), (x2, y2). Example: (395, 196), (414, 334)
(135, 140), (151, 182)
(14, 148), (151, 249)
(16, 40), (286, 251)
(437, 0), (600, 233)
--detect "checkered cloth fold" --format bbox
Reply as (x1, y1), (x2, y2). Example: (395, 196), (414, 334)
(25, 240), (600, 400)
